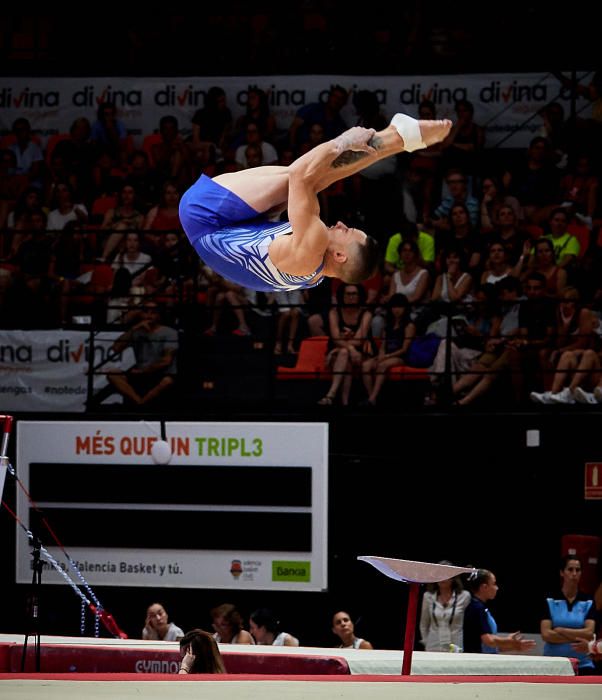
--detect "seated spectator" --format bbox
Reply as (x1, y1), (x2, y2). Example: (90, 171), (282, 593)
(203, 269), (253, 337)
(436, 203), (482, 273)
(524, 238), (567, 298)
(479, 175), (523, 233)
(52, 117), (95, 204)
(288, 84), (348, 153)
(506, 272), (555, 403)
(191, 86), (233, 155)
(108, 302), (178, 406)
(235, 120), (278, 168)
(487, 205), (530, 268)
(403, 100), (443, 225)
(143, 181), (182, 232)
(431, 247), (473, 304)
(142, 602), (184, 641)
(249, 608), (299, 646)
(318, 283), (373, 407)
(100, 182), (145, 261)
(509, 137), (560, 225)
(8, 117), (44, 188)
(46, 181), (88, 231)
(0, 148), (27, 234)
(179, 629), (225, 674)
(5, 186), (45, 256)
(91, 101), (129, 165)
(531, 348), (601, 405)
(452, 277), (523, 405)
(480, 241), (514, 286)
(384, 221), (435, 276)
(361, 293), (415, 406)
(385, 240), (430, 307)
(542, 207), (581, 270)
(331, 611), (373, 649)
(112, 231), (152, 288)
(210, 603), (254, 644)
(106, 267), (140, 326)
(271, 289), (304, 355)
(441, 99), (485, 179)
(432, 169), (480, 232)
(559, 154), (599, 222)
(234, 87), (277, 147)
(149, 115), (189, 188)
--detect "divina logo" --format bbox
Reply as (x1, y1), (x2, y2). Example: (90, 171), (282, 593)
(0, 88), (59, 109)
(71, 86), (142, 107)
(398, 83), (467, 106)
(479, 81), (548, 103)
(45, 339), (123, 363)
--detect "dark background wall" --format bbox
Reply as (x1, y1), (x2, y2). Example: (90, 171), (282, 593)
(2, 409), (599, 649)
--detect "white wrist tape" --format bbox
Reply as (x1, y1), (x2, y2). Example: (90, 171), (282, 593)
(391, 113), (426, 152)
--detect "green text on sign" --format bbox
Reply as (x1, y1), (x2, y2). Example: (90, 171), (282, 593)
(272, 561), (311, 582)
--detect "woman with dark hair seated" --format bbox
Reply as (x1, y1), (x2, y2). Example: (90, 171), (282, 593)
(179, 628), (226, 674)
(249, 608), (299, 646)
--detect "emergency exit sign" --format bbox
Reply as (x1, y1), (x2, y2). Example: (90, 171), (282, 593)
(585, 463), (602, 500)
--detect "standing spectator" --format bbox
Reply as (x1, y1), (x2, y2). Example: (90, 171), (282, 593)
(331, 610), (373, 649)
(420, 561), (471, 652)
(463, 569), (536, 654)
(541, 555), (596, 675)
(142, 602), (184, 641)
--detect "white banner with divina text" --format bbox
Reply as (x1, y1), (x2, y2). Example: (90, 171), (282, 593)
(0, 330), (133, 411)
(0, 72), (593, 148)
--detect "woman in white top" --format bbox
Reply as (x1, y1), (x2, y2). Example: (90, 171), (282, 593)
(419, 563), (471, 652)
(431, 248), (473, 304)
(387, 240), (430, 305)
(332, 610), (373, 649)
(142, 602), (184, 641)
(210, 603), (254, 644)
(249, 608), (299, 646)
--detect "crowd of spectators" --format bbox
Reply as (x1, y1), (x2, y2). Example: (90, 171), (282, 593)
(1, 76), (601, 408)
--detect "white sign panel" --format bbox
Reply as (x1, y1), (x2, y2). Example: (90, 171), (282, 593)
(0, 73), (592, 148)
(0, 331), (134, 411)
(16, 421), (328, 591)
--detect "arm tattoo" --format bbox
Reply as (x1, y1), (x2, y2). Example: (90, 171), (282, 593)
(331, 151), (368, 167)
(330, 135), (385, 168)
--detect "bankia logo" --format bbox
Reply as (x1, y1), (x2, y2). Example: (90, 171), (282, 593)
(230, 559), (243, 579)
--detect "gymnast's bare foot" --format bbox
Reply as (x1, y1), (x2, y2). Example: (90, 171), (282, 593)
(418, 119), (453, 148)
(390, 113), (452, 152)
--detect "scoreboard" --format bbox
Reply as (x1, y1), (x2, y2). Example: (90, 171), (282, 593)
(16, 421), (328, 591)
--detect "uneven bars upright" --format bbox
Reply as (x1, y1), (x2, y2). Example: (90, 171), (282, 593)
(0, 415), (14, 502)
